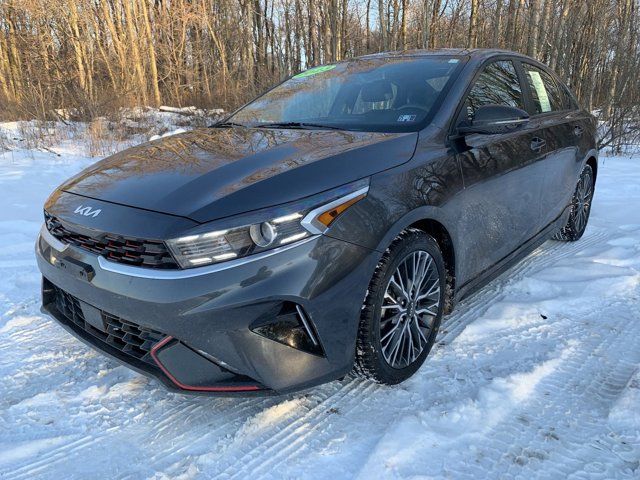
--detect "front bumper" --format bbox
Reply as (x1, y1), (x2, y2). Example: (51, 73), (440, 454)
(36, 227), (379, 395)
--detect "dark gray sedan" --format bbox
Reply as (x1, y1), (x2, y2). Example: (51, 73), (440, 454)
(36, 49), (597, 394)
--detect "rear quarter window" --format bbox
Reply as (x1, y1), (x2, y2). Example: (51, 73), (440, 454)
(559, 83), (580, 110)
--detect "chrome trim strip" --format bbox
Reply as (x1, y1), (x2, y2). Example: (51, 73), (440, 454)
(489, 118), (530, 125)
(301, 186), (370, 235)
(97, 235), (318, 279)
(295, 304), (319, 346)
(40, 223), (68, 253)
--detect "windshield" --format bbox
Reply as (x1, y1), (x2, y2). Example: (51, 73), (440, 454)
(228, 56), (465, 132)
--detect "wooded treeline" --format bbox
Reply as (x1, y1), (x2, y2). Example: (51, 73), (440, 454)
(0, 0), (638, 125)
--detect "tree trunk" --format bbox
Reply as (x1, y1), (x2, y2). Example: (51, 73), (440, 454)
(422, 0), (431, 48)
(468, 0), (479, 48)
(527, 0), (540, 57)
(378, 0), (386, 50)
(365, 0), (372, 50)
(140, 0), (161, 106)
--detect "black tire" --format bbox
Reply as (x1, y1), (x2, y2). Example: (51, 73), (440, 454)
(554, 164), (595, 242)
(353, 229), (446, 384)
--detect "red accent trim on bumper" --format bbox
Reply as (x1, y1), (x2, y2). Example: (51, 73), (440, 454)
(151, 336), (261, 392)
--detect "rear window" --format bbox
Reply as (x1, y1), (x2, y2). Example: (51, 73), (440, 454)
(523, 64), (566, 114)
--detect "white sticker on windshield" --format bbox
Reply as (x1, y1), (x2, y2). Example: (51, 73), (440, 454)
(528, 70), (551, 112)
(397, 115), (417, 122)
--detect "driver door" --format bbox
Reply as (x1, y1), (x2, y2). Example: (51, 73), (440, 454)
(454, 59), (545, 284)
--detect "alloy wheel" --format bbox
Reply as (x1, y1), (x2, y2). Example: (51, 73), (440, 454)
(573, 169), (593, 233)
(379, 250), (440, 369)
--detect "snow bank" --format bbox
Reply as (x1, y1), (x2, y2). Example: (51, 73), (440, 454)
(0, 107), (224, 158)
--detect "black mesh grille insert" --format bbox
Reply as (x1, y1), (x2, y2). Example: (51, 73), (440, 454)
(52, 285), (165, 365)
(44, 212), (179, 269)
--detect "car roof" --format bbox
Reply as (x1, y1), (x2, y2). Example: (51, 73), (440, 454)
(355, 48), (535, 63)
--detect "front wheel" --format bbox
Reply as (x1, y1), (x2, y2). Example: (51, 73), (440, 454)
(555, 164), (595, 242)
(353, 230), (445, 384)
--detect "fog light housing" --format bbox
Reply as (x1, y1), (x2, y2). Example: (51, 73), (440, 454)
(250, 302), (324, 356)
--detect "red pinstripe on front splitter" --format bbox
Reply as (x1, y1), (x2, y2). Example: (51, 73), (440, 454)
(150, 336), (261, 392)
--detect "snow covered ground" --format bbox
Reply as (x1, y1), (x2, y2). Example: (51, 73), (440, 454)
(0, 126), (639, 479)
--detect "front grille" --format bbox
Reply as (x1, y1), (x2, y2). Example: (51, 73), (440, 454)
(52, 285), (164, 365)
(44, 212), (179, 269)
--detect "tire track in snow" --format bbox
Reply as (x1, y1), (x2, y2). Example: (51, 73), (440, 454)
(7, 398), (271, 480)
(215, 381), (375, 479)
(2, 364), (363, 479)
(7, 435), (98, 479)
(435, 302), (640, 479)
(438, 228), (608, 347)
(143, 378), (368, 478)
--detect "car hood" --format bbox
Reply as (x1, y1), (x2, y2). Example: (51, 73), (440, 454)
(61, 127), (417, 223)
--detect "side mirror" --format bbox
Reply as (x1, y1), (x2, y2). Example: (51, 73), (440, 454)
(457, 105), (530, 135)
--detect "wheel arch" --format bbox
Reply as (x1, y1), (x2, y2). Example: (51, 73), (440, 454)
(586, 156), (598, 182)
(408, 218), (456, 313)
(582, 149), (598, 183)
(375, 207), (458, 314)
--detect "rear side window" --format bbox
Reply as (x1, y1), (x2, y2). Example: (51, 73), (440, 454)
(463, 60), (525, 121)
(523, 64), (565, 114)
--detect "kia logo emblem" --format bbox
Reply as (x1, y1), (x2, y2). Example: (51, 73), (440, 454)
(74, 205), (102, 218)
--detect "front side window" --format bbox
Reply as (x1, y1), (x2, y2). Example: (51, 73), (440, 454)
(229, 57), (464, 132)
(523, 64), (565, 114)
(462, 60), (524, 122)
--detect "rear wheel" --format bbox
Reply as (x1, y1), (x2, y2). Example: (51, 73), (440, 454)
(555, 164), (594, 242)
(354, 230), (445, 384)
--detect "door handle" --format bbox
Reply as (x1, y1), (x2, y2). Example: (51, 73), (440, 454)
(530, 137), (546, 152)
(574, 125), (584, 137)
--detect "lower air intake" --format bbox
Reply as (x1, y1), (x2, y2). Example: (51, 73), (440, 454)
(250, 302), (324, 356)
(49, 282), (164, 365)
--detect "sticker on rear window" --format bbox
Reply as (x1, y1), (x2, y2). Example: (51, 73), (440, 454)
(293, 65), (336, 79)
(528, 70), (551, 112)
(397, 114), (417, 122)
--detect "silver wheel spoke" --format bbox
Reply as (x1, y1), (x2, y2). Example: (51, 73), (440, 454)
(417, 281), (439, 301)
(390, 275), (409, 301)
(416, 306), (439, 316)
(411, 316), (427, 355)
(405, 320), (414, 363)
(380, 312), (402, 327)
(381, 304), (401, 311)
(381, 319), (403, 344)
(383, 291), (398, 304)
(414, 255), (432, 296)
(386, 323), (406, 366)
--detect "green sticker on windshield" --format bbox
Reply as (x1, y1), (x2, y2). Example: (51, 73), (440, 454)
(293, 65), (336, 79)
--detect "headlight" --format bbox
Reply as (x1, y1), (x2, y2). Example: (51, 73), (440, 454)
(166, 183), (369, 268)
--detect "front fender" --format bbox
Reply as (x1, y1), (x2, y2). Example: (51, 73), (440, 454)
(367, 205), (455, 253)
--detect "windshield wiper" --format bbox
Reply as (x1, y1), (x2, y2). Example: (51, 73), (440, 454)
(210, 121), (246, 128)
(255, 122), (344, 131)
